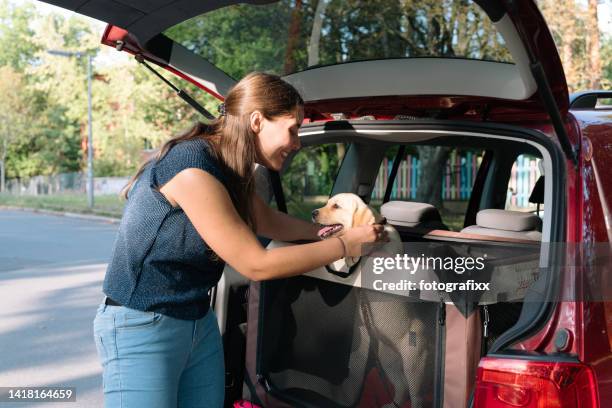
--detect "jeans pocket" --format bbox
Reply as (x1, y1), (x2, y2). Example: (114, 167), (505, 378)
(115, 309), (163, 330)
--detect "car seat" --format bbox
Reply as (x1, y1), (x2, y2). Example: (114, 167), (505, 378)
(529, 176), (544, 216)
(460, 209), (542, 241)
(381, 201), (448, 230)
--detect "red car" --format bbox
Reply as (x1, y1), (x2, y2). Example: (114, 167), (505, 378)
(40, 1), (612, 407)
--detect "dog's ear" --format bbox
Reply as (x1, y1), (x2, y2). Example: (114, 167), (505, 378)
(353, 205), (376, 226)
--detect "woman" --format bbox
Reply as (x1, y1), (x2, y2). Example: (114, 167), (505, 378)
(93, 72), (386, 408)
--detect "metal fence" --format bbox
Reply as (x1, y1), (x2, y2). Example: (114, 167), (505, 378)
(4, 173), (130, 196)
(372, 153), (541, 207)
(6, 154), (542, 207)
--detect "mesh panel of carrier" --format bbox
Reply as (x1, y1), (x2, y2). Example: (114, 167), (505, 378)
(257, 276), (441, 408)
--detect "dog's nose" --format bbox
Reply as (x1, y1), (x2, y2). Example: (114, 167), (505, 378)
(311, 209), (319, 219)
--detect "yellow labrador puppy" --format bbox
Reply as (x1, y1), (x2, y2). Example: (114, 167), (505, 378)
(313, 193), (429, 407)
(312, 193), (403, 267)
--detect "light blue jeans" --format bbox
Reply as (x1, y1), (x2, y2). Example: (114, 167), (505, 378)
(93, 299), (225, 408)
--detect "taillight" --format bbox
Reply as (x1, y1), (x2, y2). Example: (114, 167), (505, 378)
(473, 357), (598, 408)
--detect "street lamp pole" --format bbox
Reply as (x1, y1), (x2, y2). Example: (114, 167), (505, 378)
(47, 49), (94, 208)
(86, 54), (93, 208)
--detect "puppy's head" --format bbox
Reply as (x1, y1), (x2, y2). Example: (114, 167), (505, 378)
(312, 193), (384, 239)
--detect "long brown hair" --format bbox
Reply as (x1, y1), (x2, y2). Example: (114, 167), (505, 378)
(121, 72), (304, 230)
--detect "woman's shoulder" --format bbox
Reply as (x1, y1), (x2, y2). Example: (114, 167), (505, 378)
(155, 137), (225, 186)
(171, 137), (213, 156)
(163, 137), (217, 164)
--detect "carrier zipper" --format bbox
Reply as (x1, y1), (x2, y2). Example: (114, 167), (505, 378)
(434, 299), (446, 408)
(483, 305), (490, 339)
(438, 300), (446, 326)
(481, 304), (491, 357)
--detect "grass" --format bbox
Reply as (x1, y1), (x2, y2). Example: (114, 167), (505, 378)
(0, 193), (125, 218)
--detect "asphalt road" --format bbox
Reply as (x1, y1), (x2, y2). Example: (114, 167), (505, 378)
(0, 210), (118, 408)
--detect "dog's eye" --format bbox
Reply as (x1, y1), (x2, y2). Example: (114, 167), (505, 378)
(332, 203), (340, 209)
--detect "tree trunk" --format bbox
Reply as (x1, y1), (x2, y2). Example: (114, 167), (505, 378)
(377, 10), (390, 58)
(560, 0), (577, 92)
(336, 143), (345, 163)
(415, 146), (451, 209)
(308, 0), (328, 67)
(587, 0), (601, 89)
(0, 138), (6, 193)
(284, 0), (303, 75)
(0, 159), (4, 193)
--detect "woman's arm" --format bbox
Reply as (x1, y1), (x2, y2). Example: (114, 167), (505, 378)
(160, 168), (382, 281)
(252, 194), (320, 242)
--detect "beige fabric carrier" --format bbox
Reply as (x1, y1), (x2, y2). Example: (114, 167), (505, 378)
(442, 305), (482, 408)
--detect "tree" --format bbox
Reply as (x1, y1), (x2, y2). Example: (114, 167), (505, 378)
(587, 0), (601, 89)
(602, 35), (612, 89)
(284, 0), (303, 74)
(0, 0), (609, 187)
(308, 0), (329, 66)
(165, 2), (294, 79)
(0, 0), (39, 70)
(537, 0), (593, 92)
(0, 66), (28, 191)
(415, 146), (451, 208)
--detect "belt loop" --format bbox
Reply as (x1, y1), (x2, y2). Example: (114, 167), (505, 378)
(102, 296), (109, 313)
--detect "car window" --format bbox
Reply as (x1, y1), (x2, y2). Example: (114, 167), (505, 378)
(595, 98), (612, 109)
(370, 145), (484, 231)
(505, 154), (543, 213)
(281, 143), (347, 221)
(164, 0), (513, 79)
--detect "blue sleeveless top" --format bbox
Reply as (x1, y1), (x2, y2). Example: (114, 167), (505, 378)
(103, 138), (227, 320)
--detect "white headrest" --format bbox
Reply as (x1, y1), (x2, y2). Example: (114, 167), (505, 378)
(381, 201), (442, 227)
(476, 209), (541, 232)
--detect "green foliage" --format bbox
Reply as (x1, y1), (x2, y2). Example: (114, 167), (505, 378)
(0, 0), (610, 188)
(282, 143), (345, 200)
(90, 60), (218, 176)
(0, 0), (39, 70)
(0, 1), (218, 179)
(602, 35), (612, 89)
(165, 2), (295, 78)
(165, 0), (512, 79)
(0, 3), (98, 179)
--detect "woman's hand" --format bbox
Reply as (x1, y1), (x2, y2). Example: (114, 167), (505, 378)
(339, 224), (388, 258)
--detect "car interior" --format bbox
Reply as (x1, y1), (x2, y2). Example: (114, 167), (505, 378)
(215, 125), (557, 408)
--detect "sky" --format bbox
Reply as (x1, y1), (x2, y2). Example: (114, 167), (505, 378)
(600, 2), (612, 35)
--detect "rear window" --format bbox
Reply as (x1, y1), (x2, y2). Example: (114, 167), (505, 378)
(370, 145), (485, 231)
(280, 142), (347, 220)
(164, 0), (514, 79)
(505, 154), (543, 212)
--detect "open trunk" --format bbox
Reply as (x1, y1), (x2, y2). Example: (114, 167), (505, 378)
(227, 120), (566, 408)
